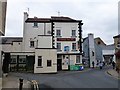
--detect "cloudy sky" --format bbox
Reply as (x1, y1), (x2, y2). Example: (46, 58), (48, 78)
(5, 0), (119, 45)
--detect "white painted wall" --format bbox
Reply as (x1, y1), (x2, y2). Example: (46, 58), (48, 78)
(102, 50), (115, 55)
(34, 49), (57, 73)
(54, 23), (80, 54)
(2, 42), (22, 52)
(23, 12), (52, 52)
(23, 22), (52, 52)
(38, 36), (52, 48)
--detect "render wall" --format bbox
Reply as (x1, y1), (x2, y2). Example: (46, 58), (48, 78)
(23, 23), (52, 52)
(2, 42), (22, 52)
(34, 49), (57, 73)
(54, 22), (80, 54)
(38, 35), (52, 48)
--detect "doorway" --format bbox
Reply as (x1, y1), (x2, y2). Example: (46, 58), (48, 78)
(2, 53), (10, 73)
(57, 55), (62, 71)
(57, 59), (62, 71)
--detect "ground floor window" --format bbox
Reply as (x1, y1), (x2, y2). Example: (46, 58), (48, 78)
(76, 55), (80, 63)
(72, 43), (76, 51)
(47, 60), (52, 67)
(38, 56), (42, 66)
(19, 55), (26, 63)
(11, 55), (17, 63)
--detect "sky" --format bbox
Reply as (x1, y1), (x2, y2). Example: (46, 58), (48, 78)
(5, 0), (119, 45)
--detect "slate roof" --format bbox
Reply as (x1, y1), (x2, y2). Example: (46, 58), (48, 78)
(26, 16), (81, 22)
(0, 37), (23, 44)
(113, 34), (120, 38)
(99, 44), (115, 50)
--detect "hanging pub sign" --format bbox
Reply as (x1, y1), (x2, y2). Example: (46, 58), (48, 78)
(57, 38), (76, 41)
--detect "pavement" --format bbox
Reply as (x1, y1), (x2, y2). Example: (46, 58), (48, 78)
(107, 69), (120, 79)
(2, 74), (32, 89)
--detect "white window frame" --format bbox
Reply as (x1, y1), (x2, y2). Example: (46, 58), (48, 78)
(76, 55), (80, 63)
(57, 43), (61, 51)
(33, 22), (38, 27)
(38, 56), (42, 67)
(30, 41), (34, 48)
(56, 29), (61, 37)
(72, 30), (76, 37)
(72, 43), (76, 51)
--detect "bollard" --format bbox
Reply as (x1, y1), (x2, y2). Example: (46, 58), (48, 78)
(19, 78), (23, 90)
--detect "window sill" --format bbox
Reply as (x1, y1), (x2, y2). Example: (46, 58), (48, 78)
(33, 26), (38, 28)
(71, 50), (77, 51)
(30, 47), (34, 48)
(75, 63), (81, 65)
(47, 66), (52, 67)
(71, 36), (77, 38)
(36, 66), (43, 68)
(56, 36), (62, 38)
(57, 50), (62, 52)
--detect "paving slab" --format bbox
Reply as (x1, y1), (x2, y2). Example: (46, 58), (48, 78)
(107, 69), (120, 79)
(2, 75), (31, 89)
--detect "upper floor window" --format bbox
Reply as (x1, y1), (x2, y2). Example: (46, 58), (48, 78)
(72, 43), (76, 51)
(56, 30), (61, 37)
(72, 30), (76, 37)
(30, 41), (34, 48)
(33, 22), (38, 27)
(57, 43), (61, 51)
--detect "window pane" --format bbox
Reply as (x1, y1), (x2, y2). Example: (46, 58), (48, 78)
(72, 30), (76, 36)
(57, 43), (61, 50)
(19, 58), (26, 63)
(30, 41), (34, 48)
(38, 56), (42, 66)
(34, 22), (38, 27)
(72, 43), (76, 50)
(11, 58), (17, 63)
(76, 55), (80, 63)
(47, 60), (52, 67)
(56, 30), (61, 36)
(11, 55), (17, 63)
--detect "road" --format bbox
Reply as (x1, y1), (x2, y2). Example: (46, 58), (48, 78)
(10, 67), (119, 89)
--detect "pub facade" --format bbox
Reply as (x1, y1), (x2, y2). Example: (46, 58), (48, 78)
(1, 12), (83, 73)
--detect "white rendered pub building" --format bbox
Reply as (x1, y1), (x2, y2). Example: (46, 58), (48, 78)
(1, 12), (83, 73)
